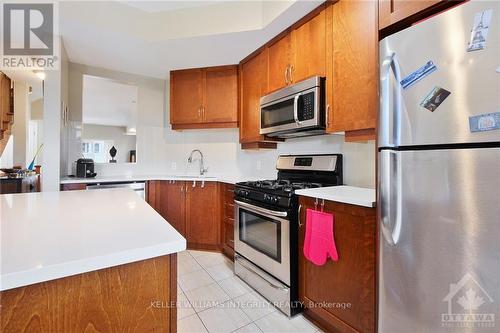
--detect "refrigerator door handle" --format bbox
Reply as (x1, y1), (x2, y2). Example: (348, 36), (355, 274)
(379, 52), (402, 147)
(379, 150), (402, 245)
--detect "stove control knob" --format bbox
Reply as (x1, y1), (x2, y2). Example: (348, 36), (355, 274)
(244, 190), (249, 196)
(272, 196), (279, 203)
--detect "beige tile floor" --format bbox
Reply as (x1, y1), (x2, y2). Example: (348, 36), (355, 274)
(177, 250), (322, 333)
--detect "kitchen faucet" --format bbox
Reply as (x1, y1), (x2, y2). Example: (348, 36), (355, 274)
(187, 149), (208, 176)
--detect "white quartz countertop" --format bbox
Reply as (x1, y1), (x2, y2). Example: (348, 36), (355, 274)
(60, 174), (257, 185)
(0, 189), (186, 291)
(295, 186), (376, 208)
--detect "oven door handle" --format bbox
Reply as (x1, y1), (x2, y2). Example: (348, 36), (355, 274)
(236, 255), (289, 292)
(293, 94), (301, 125)
(235, 200), (288, 218)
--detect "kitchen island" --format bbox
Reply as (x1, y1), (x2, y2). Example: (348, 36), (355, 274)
(0, 189), (186, 333)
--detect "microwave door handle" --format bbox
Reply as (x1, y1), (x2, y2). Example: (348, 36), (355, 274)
(293, 94), (301, 125)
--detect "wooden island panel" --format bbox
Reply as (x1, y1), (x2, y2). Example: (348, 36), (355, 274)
(1, 254), (177, 333)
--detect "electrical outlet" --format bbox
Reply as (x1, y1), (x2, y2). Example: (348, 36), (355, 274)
(171, 162), (177, 170)
(256, 160), (262, 170)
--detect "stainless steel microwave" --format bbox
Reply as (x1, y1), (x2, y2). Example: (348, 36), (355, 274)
(260, 76), (326, 138)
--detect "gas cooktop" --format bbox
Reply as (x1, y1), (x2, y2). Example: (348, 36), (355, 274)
(235, 154), (343, 208)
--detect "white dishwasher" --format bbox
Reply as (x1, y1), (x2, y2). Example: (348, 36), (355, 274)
(86, 181), (146, 199)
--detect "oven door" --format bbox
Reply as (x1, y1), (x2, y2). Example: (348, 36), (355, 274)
(234, 200), (290, 285)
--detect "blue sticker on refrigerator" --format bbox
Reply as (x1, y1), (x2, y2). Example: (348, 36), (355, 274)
(469, 112), (500, 132)
(400, 61), (437, 89)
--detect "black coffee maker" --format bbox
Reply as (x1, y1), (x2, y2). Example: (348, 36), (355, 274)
(76, 159), (97, 178)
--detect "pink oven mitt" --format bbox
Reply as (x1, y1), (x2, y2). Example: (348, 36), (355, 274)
(303, 208), (339, 265)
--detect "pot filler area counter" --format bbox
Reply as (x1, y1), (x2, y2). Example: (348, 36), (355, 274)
(0, 189), (186, 332)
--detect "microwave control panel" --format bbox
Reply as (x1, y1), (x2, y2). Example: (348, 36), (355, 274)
(300, 92), (315, 121)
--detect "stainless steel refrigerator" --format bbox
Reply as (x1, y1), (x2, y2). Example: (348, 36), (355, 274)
(378, 1), (500, 332)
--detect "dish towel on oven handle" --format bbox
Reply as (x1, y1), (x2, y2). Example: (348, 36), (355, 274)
(303, 208), (339, 265)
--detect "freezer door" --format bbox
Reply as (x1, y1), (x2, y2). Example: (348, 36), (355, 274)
(379, 1), (500, 148)
(378, 148), (500, 333)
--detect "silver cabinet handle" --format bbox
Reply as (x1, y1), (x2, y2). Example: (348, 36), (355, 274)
(326, 104), (330, 127)
(192, 180), (196, 188)
(284, 65), (289, 85)
(379, 150), (402, 246)
(201, 180), (205, 188)
(298, 204), (303, 228)
(289, 65), (294, 83)
(236, 255), (288, 292)
(235, 200), (288, 218)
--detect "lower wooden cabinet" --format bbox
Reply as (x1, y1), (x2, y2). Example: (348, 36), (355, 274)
(298, 196), (376, 333)
(220, 183), (235, 260)
(147, 180), (221, 250)
(185, 181), (220, 249)
(159, 181), (186, 235)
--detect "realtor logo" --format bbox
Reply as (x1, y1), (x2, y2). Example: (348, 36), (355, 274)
(1, 2), (59, 70)
(442, 273), (495, 328)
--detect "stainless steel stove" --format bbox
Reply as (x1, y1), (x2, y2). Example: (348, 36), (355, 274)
(234, 154), (343, 316)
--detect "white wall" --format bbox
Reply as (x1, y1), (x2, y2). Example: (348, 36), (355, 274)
(65, 64), (376, 188)
(82, 124), (136, 163)
(43, 40), (69, 191)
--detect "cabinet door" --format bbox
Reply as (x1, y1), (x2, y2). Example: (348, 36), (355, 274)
(204, 66), (238, 124)
(379, 0), (443, 30)
(291, 6), (327, 84)
(240, 50), (269, 144)
(170, 69), (203, 126)
(185, 182), (219, 248)
(158, 181), (186, 235)
(328, 0), (377, 136)
(267, 33), (291, 93)
(298, 197), (376, 333)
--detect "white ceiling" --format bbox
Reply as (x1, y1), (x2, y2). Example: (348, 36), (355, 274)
(82, 75), (138, 128)
(60, 0), (323, 79)
(121, 1), (224, 13)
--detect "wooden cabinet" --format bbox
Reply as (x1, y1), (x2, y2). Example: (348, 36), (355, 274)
(267, 33), (292, 93)
(220, 183), (235, 260)
(290, 5), (327, 84)
(239, 49), (277, 149)
(325, 0), (378, 140)
(0, 72), (13, 156)
(170, 65), (238, 130)
(60, 183), (87, 191)
(266, 5), (327, 93)
(185, 181), (220, 249)
(204, 66), (238, 124)
(298, 196), (376, 333)
(379, 0), (443, 30)
(158, 181), (186, 235)
(147, 180), (221, 250)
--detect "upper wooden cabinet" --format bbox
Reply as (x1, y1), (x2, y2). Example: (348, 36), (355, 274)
(239, 49), (277, 149)
(267, 33), (292, 93)
(170, 65), (238, 130)
(266, 5), (327, 93)
(291, 6), (327, 84)
(379, 0), (443, 30)
(326, 0), (378, 140)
